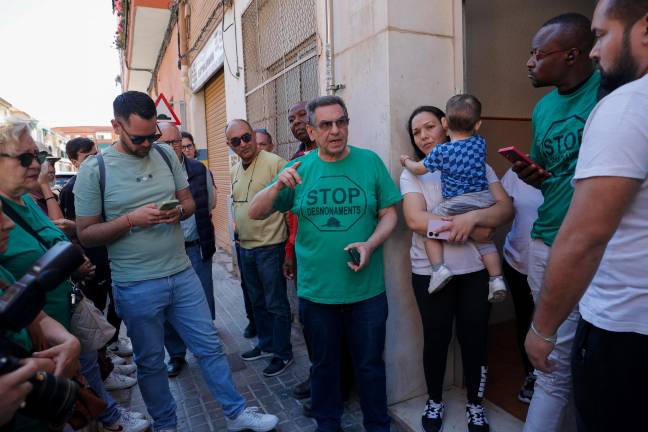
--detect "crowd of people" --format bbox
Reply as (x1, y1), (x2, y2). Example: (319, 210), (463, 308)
(0, 1), (647, 432)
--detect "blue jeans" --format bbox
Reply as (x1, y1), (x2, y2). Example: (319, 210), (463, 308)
(300, 292), (391, 432)
(79, 351), (120, 426)
(239, 242), (292, 361)
(113, 267), (245, 431)
(164, 244), (215, 358)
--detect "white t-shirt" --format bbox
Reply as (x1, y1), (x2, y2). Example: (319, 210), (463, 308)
(400, 164), (499, 276)
(574, 73), (648, 335)
(500, 169), (543, 275)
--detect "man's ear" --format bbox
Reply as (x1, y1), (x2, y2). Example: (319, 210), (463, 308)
(441, 117), (449, 130)
(111, 119), (120, 135)
(474, 120), (482, 132)
(306, 124), (316, 142)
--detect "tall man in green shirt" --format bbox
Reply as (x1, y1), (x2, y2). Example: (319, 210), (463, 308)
(513, 13), (600, 432)
(249, 95), (401, 432)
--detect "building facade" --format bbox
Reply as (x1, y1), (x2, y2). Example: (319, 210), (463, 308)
(115, 0), (596, 427)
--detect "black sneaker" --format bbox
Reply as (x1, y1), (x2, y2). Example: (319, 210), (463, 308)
(293, 377), (311, 399)
(262, 357), (293, 377)
(517, 372), (536, 404)
(240, 347), (273, 361)
(421, 399), (444, 432)
(466, 403), (489, 432)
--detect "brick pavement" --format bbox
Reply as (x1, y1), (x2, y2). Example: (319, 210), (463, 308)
(110, 249), (387, 432)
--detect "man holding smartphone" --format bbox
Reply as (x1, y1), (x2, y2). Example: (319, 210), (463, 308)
(514, 13), (600, 432)
(73, 91), (278, 432)
(248, 95), (400, 432)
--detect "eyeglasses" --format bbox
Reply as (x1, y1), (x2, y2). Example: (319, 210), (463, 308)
(0, 151), (48, 168)
(164, 139), (183, 146)
(529, 47), (573, 61)
(182, 143), (195, 150)
(118, 121), (162, 145)
(314, 116), (350, 132)
(228, 132), (253, 147)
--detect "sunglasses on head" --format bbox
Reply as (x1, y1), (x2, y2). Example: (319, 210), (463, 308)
(118, 121), (162, 145)
(0, 151), (48, 168)
(228, 132), (253, 147)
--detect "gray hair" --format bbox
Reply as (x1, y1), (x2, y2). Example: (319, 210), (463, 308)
(0, 117), (32, 153)
(306, 96), (349, 126)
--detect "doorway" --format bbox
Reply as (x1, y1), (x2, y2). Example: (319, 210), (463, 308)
(463, 0), (595, 421)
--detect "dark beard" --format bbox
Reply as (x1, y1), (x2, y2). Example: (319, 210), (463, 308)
(598, 29), (640, 95)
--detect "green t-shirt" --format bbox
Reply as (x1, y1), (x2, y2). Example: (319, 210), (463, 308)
(530, 71), (600, 246)
(73, 144), (191, 283)
(0, 195), (72, 329)
(273, 146), (402, 304)
(0, 266), (32, 352)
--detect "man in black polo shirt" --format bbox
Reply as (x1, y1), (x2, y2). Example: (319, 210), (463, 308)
(158, 123), (217, 377)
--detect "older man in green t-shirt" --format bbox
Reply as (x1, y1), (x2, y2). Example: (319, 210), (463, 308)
(249, 95), (401, 432)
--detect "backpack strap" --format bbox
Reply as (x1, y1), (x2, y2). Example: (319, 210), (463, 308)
(95, 144), (173, 222)
(96, 152), (106, 221)
(153, 144), (173, 172)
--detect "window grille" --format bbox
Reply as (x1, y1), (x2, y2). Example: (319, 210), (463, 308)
(242, 0), (319, 160)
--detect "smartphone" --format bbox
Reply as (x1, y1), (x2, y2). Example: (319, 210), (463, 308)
(427, 220), (451, 241)
(348, 248), (361, 266)
(159, 199), (179, 211)
(497, 146), (536, 167)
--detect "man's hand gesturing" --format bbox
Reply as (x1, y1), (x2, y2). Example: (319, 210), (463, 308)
(275, 161), (302, 190)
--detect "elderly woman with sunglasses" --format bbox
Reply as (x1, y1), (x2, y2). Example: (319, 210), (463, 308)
(0, 119), (82, 431)
(0, 118), (81, 367)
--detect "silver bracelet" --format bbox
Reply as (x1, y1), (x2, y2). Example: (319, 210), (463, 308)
(530, 321), (557, 345)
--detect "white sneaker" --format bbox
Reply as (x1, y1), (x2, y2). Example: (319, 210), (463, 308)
(108, 337), (133, 357)
(104, 409), (150, 432)
(117, 407), (145, 420)
(226, 407), (279, 432)
(488, 276), (507, 303)
(104, 371), (137, 391)
(428, 265), (453, 294)
(107, 351), (126, 365)
(113, 363), (137, 375)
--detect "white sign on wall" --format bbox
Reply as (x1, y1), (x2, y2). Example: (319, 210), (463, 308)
(190, 26), (224, 93)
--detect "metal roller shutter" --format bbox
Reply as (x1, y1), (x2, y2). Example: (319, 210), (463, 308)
(204, 71), (230, 254)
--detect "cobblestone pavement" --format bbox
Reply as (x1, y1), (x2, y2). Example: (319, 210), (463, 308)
(109, 249), (392, 432)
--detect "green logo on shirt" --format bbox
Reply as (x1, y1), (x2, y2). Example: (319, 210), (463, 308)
(301, 175), (367, 231)
(540, 114), (585, 175)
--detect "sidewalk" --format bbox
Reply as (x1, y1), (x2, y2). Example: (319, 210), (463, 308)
(110, 248), (371, 432)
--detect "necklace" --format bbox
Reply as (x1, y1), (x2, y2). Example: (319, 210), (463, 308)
(232, 155), (259, 203)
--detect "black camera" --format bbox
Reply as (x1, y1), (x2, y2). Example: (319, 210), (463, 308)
(0, 241), (84, 426)
(0, 355), (79, 425)
(0, 242), (84, 332)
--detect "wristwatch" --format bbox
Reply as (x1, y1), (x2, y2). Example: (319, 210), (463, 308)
(176, 204), (185, 220)
(530, 321), (557, 345)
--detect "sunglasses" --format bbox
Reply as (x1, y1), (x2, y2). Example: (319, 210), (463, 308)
(0, 151), (48, 168)
(228, 132), (253, 147)
(314, 116), (350, 132)
(164, 139), (183, 146)
(118, 121), (162, 145)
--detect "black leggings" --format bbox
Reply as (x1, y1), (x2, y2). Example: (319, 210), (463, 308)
(502, 260), (534, 375)
(412, 270), (491, 404)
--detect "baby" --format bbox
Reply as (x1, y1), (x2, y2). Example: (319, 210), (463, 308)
(401, 94), (506, 302)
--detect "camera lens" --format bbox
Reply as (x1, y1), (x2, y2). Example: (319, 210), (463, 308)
(22, 371), (80, 424)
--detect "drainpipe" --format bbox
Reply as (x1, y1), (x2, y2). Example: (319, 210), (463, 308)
(178, 0), (190, 89)
(325, 0), (344, 94)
